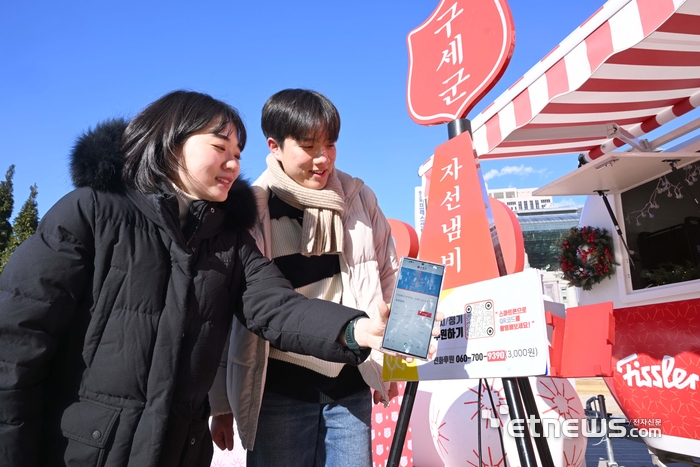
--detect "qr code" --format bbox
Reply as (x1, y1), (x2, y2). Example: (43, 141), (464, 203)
(464, 300), (495, 339)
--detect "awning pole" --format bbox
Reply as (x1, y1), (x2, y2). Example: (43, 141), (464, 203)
(594, 190), (635, 268)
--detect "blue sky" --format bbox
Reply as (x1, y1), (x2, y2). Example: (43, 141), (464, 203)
(1, 0), (615, 224)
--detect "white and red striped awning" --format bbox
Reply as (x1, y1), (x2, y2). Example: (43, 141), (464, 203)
(463, 0), (700, 162)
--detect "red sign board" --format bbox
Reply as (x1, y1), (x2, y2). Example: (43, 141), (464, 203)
(417, 132), (502, 289)
(406, 0), (515, 125)
(606, 298), (700, 457)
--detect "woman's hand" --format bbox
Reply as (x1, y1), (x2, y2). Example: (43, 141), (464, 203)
(353, 302), (443, 362)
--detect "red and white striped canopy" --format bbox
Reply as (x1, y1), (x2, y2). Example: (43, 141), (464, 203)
(468, 0), (700, 162)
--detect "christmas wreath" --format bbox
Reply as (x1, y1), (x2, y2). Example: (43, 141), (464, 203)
(558, 226), (615, 290)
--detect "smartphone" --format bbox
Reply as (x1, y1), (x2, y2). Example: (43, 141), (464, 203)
(381, 257), (446, 360)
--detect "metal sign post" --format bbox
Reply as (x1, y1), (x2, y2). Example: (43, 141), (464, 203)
(386, 119), (554, 467)
(386, 1), (555, 465)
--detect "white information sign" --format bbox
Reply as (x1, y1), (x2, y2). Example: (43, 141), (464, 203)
(383, 268), (550, 381)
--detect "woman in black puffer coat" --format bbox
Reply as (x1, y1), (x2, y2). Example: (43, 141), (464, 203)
(0, 90), (382, 467)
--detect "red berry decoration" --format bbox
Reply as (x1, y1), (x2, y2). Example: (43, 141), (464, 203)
(558, 226), (616, 291)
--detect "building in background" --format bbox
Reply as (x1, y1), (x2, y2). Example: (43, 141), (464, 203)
(487, 188), (581, 307)
(488, 187), (553, 212)
(517, 207), (582, 269)
(517, 206), (582, 308)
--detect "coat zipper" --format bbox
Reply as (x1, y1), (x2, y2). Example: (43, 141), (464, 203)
(185, 202), (210, 252)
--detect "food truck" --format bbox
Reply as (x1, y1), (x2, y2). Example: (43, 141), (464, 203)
(412, 0), (700, 464)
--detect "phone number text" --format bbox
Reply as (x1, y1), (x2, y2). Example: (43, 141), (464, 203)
(433, 348), (539, 366)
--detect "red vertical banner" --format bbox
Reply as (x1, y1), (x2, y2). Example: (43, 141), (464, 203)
(418, 132), (502, 290)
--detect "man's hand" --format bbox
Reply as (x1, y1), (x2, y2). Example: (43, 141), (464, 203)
(353, 302), (444, 361)
(210, 413), (234, 451)
(352, 301), (390, 351)
(373, 381), (399, 405)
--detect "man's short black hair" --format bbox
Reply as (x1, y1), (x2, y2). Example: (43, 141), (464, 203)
(261, 89), (340, 149)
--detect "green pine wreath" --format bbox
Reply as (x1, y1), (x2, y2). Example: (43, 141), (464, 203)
(558, 226), (616, 290)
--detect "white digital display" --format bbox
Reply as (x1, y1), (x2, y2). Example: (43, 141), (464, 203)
(381, 257), (445, 359)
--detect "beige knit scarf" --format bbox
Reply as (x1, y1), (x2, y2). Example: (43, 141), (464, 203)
(266, 154), (345, 256)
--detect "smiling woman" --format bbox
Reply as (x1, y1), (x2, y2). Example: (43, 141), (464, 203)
(176, 126), (242, 202)
(0, 89), (405, 467)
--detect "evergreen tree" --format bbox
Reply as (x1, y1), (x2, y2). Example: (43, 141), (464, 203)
(8, 184), (38, 251)
(0, 167), (39, 278)
(0, 165), (14, 253)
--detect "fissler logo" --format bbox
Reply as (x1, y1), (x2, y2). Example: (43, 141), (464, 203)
(616, 354), (699, 390)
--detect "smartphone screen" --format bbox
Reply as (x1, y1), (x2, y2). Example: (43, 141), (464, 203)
(381, 257), (445, 360)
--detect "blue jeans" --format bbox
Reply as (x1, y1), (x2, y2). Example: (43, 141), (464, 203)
(247, 387), (372, 467)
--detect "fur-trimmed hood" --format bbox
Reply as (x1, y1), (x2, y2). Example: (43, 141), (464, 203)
(69, 118), (258, 231)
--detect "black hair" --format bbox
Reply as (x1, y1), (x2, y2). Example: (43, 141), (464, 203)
(121, 90), (247, 193)
(261, 89), (340, 149)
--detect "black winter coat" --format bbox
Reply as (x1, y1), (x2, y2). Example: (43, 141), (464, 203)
(0, 120), (369, 467)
